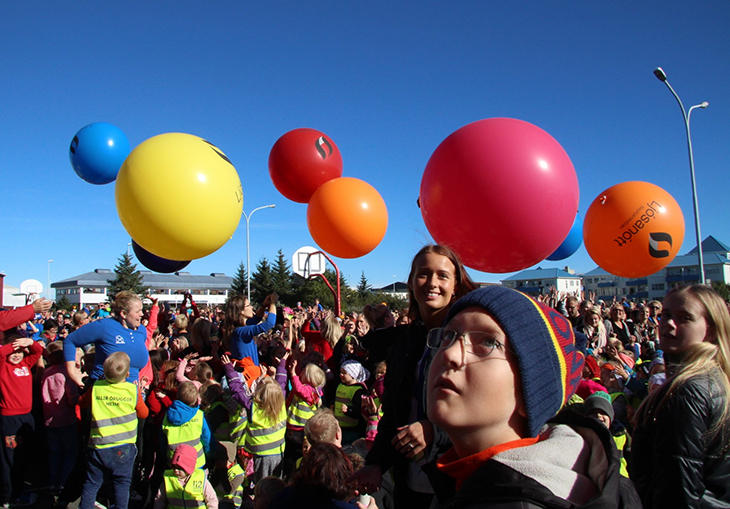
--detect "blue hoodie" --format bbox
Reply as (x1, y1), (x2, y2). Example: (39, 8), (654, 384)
(162, 399), (216, 458)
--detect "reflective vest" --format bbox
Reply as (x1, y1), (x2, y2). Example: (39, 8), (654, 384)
(614, 431), (629, 478)
(286, 391), (320, 428)
(89, 379), (138, 449)
(206, 400), (247, 446)
(162, 410), (206, 470)
(245, 404), (286, 456)
(223, 463), (245, 507)
(334, 383), (362, 428)
(163, 469), (206, 509)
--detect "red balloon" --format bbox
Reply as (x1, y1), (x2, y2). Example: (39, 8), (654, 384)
(269, 128), (343, 203)
(420, 118), (579, 273)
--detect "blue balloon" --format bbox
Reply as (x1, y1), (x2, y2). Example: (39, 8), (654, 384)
(69, 122), (131, 185)
(547, 213), (582, 261)
(133, 241), (191, 274)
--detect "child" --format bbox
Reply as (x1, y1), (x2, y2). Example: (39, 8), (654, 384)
(253, 476), (285, 509)
(161, 381), (216, 471)
(217, 441), (246, 509)
(79, 351), (149, 509)
(154, 444), (218, 509)
(334, 359), (369, 445)
(0, 334), (44, 506)
(284, 359), (325, 476)
(41, 342), (80, 494)
(222, 353), (287, 482)
(584, 391), (630, 478)
(361, 361), (386, 448)
(405, 286), (637, 507)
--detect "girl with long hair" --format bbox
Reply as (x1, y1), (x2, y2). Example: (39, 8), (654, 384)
(631, 285), (730, 507)
(352, 244), (476, 506)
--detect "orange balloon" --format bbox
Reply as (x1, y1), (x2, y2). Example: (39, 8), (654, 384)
(307, 177), (388, 258)
(583, 181), (685, 278)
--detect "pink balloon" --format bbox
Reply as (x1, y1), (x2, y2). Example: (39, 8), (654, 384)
(420, 118), (579, 273)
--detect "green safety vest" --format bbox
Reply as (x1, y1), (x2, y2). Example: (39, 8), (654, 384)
(244, 404), (286, 456)
(614, 432), (630, 478)
(286, 392), (320, 428)
(334, 384), (361, 428)
(223, 463), (245, 507)
(89, 379), (138, 449)
(162, 410), (205, 470)
(163, 469), (206, 509)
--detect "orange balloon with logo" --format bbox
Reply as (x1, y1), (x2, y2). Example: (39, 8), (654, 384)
(583, 181), (685, 278)
(307, 177), (388, 258)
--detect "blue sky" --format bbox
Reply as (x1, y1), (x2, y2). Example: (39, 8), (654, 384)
(2, 2), (729, 298)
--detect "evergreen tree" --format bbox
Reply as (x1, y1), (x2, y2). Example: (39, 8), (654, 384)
(250, 257), (274, 305)
(230, 261), (248, 298)
(107, 253), (149, 298)
(54, 295), (73, 312)
(272, 249), (294, 304)
(712, 281), (730, 303)
(357, 272), (372, 299)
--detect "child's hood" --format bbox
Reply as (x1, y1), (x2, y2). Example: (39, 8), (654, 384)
(166, 399), (199, 426)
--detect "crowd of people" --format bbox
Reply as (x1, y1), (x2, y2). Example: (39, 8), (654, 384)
(0, 244), (729, 509)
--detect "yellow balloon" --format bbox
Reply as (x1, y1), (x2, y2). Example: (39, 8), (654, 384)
(115, 133), (243, 260)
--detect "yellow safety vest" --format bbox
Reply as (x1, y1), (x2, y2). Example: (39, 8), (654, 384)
(162, 410), (206, 470)
(614, 432), (630, 478)
(206, 400), (247, 446)
(163, 469), (206, 509)
(245, 404), (286, 457)
(286, 392), (320, 428)
(334, 383), (362, 428)
(89, 379), (138, 449)
(223, 463), (245, 507)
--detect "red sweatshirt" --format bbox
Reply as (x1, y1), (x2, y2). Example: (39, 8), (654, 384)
(0, 341), (43, 416)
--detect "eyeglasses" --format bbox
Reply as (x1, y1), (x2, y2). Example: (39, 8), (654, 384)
(427, 328), (506, 357)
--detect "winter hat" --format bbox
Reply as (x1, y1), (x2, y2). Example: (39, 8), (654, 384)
(171, 444), (198, 475)
(444, 286), (587, 437)
(341, 360), (370, 383)
(584, 391), (614, 423)
(220, 441), (237, 464)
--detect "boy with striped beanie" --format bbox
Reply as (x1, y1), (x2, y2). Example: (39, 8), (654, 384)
(423, 286), (637, 508)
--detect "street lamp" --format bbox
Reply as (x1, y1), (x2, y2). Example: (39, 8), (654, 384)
(243, 204), (276, 301)
(47, 260), (53, 300)
(653, 67), (709, 284)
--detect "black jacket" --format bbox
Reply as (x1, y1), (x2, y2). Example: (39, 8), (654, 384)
(631, 370), (730, 508)
(424, 412), (641, 509)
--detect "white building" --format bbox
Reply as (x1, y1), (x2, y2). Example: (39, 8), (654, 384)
(501, 267), (582, 298)
(52, 269), (233, 308)
(583, 236), (730, 301)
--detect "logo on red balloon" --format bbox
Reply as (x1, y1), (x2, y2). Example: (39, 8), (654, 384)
(649, 232), (672, 258)
(315, 136), (334, 160)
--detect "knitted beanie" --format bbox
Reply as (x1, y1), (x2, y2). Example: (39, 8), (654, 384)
(584, 391), (614, 423)
(444, 286), (587, 437)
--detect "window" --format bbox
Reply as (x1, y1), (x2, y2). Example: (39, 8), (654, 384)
(652, 283), (665, 291)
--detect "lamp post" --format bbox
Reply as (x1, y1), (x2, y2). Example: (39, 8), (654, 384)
(47, 259), (53, 300)
(653, 67), (709, 285)
(243, 204), (276, 301)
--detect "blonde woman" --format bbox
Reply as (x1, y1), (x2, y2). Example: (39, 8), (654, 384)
(577, 305), (607, 353)
(631, 285), (730, 507)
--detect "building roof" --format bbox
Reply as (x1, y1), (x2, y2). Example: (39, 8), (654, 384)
(52, 269), (232, 290)
(687, 235), (730, 255)
(373, 281), (409, 293)
(501, 267), (581, 282)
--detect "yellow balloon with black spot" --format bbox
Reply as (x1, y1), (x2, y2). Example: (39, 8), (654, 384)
(115, 133), (243, 260)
